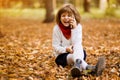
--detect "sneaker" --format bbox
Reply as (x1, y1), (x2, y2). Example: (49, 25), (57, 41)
(86, 56), (105, 76)
(71, 59), (82, 77)
(95, 56), (105, 76)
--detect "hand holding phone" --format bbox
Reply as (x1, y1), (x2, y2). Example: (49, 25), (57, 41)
(69, 16), (76, 29)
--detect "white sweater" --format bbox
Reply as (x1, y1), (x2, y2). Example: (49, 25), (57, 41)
(52, 24), (84, 60)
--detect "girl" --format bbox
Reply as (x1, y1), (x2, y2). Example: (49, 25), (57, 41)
(52, 4), (105, 77)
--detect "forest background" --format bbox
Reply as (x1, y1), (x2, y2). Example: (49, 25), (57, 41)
(0, 0), (120, 21)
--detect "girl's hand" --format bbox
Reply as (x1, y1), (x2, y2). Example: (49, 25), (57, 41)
(66, 46), (73, 53)
(69, 16), (77, 29)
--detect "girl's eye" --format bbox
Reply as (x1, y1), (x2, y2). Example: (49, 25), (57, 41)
(61, 14), (66, 17)
(68, 15), (74, 18)
(68, 15), (71, 17)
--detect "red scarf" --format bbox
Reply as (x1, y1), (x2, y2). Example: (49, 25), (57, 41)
(59, 23), (71, 39)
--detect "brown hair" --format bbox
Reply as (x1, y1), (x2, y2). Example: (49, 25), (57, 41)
(56, 4), (81, 24)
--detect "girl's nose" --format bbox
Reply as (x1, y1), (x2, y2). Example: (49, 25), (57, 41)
(65, 15), (68, 18)
(64, 16), (69, 19)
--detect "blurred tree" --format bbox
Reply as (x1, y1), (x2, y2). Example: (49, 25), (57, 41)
(99, 0), (108, 11)
(83, 0), (91, 12)
(116, 0), (120, 8)
(43, 0), (56, 23)
(105, 0), (117, 16)
(116, 0), (120, 7)
(0, 0), (35, 8)
(93, 0), (100, 8)
(22, 0), (34, 8)
(0, 0), (3, 8)
(38, 0), (44, 8)
(0, 0), (10, 8)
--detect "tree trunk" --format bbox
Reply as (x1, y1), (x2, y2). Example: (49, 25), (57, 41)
(83, 0), (91, 12)
(94, 0), (100, 8)
(22, 0), (34, 8)
(2, 0), (9, 8)
(43, 0), (56, 23)
(99, 0), (108, 11)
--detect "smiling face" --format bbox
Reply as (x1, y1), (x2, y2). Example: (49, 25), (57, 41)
(56, 4), (81, 26)
(60, 12), (74, 27)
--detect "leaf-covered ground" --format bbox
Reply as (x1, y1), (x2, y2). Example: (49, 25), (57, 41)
(0, 17), (120, 80)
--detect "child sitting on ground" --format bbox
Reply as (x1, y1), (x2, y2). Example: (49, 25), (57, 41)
(52, 3), (105, 77)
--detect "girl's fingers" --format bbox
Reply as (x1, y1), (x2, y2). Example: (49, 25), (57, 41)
(70, 19), (76, 25)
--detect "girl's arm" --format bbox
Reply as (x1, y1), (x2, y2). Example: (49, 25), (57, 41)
(71, 24), (84, 60)
(52, 26), (67, 55)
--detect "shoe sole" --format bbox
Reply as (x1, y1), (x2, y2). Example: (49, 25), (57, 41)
(71, 67), (81, 77)
(96, 56), (106, 76)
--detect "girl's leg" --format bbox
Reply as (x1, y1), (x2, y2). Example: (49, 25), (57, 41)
(67, 51), (88, 69)
(70, 50), (88, 77)
(73, 50), (88, 69)
(81, 59), (88, 69)
(67, 54), (74, 65)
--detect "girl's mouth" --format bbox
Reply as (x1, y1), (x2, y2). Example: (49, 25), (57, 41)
(63, 20), (70, 24)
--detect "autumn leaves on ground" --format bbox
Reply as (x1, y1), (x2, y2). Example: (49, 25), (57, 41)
(0, 17), (120, 80)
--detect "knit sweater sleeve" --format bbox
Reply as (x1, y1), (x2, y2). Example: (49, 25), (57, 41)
(52, 25), (67, 55)
(71, 24), (84, 60)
